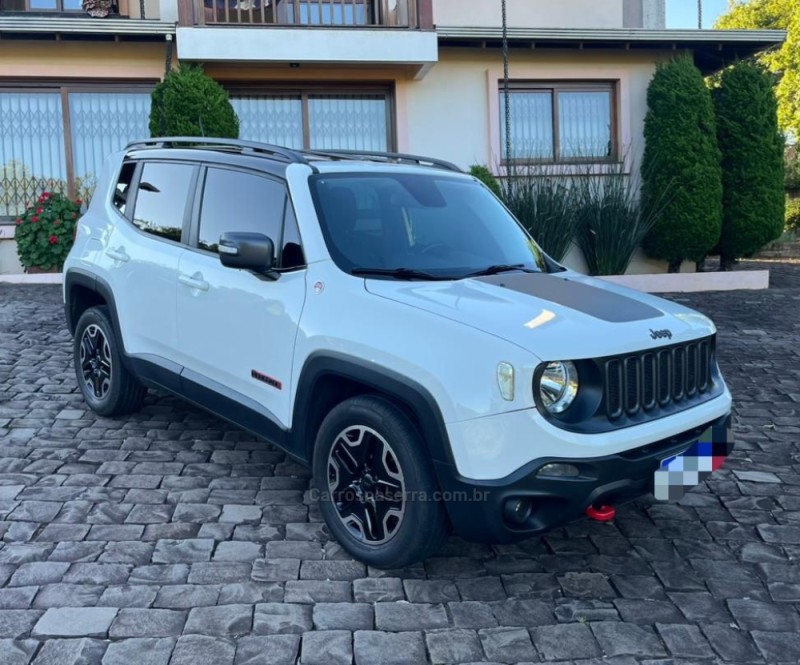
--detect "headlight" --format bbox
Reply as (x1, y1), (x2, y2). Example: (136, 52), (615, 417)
(538, 361), (579, 414)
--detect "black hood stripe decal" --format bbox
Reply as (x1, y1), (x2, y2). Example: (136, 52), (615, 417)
(476, 273), (664, 323)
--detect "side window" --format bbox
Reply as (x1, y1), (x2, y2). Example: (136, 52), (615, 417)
(197, 168), (286, 254)
(281, 203), (305, 270)
(132, 162), (194, 242)
(113, 162), (137, 216)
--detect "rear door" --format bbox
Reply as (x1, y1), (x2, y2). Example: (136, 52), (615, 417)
(106, 160), (196, 363)
(174, 165), (307, 428)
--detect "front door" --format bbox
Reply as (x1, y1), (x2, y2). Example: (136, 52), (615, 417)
(175, 165), (307, 429)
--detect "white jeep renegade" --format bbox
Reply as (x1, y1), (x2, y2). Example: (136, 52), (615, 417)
(64, 138), (733, 568)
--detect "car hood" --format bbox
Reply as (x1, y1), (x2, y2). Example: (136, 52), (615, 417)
(365, 271), (716, 361)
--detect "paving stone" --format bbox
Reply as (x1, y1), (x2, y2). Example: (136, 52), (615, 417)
(33, 584), (104, 609)
(9, 562), (69, 587)
(170, 635), (235, 665)
(184, 604), (252, 636)
(478, 626), (537, 662)
(48, 542), (104, 563)
(448, 601), (498, 629)
(752, 630), (800, 662)
(152, 539), (214, 563)
(154, 584), (220, 609)
(591, 622), (667, 657)
(490, 599), (555, 626)
(253, 603), (312, 635)
(31, 638), (107, 665)
(667, 591), (732, 622)
(187, 562), (251, 585)
(655, 623), (715, 658)
(98, 541), (154, 565)
(611, 575), (667, 600)
(218, 582), (284, 605)
(219, 505), (262, 523)
(32, 607), (117, 638)
(97, 585), (158, 608)
(251, 558), (299, 582)
(375, 602), (448, 631)
(108, 608), (186, 638)
(0, 610), (42, 639)
(353, 577), (404, 603)
(456, 576), (506, 601)
(313, 602), (373, 630)
(301, 630), (352, 665)
(101, 637), (174, 665)
(264, 541), (324, 560)
(531, 623), (603, 660)
(553, 599), (619, 623)
(62, 563), (131, 585)
(235, 635), (300, 665)
(284, 580), (351, 604)
(425, 628), (483, 664)
(403, 579), (460, 603)
(613, 599), (684, 624)
(727, 598), (800, 631)
(701, 622), (762, 661)
(212, 541), (261, 562)
(499, 572), (560, 600)
(353, 630), (426, 665)
(0, 638), (39, 665)
(0, 586), (38, 609)
(300, 560), (365, 581)
(558, 572), (617, 598)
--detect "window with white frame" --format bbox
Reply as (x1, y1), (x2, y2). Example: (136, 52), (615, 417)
(499, 82), (617, 163)
(0, 86), (152, 218)
(231, 89), (392, 152)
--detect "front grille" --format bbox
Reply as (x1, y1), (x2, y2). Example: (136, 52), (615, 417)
(603, 337), (715, 421)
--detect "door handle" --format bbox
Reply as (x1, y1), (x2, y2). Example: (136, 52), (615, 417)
(179, 272), (209, 292)
(105, 247), (129, 263)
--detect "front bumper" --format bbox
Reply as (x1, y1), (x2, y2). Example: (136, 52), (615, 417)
(434, 413), (732, 543)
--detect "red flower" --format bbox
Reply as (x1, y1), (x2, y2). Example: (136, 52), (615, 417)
(36, 207), (43, 214)
(49, 235), (59, 245)
(75, 199), (83, 206)
(31, 216), (39, 223)
(41, 192), (50, 199)
(15, 218), (22, 225)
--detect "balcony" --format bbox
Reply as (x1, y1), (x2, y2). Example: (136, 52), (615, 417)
(176, 0), (437, 76)
(192, 0), (425, 28)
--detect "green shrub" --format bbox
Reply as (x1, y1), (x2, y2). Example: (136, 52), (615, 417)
(714, 61), (786, 269)
(641, 56), (723, 272)
(574, 164), (663, 276)
(15, 191), (81, 271)
(149, 64), (239, 138)
(500, 167), (578, 262)
(469, 165), (503, 198)
(786, 151), (800, 194)
(787, 196), (800, 232)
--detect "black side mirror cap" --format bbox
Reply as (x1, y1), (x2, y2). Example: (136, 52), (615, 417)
(218, 232), (278, 278)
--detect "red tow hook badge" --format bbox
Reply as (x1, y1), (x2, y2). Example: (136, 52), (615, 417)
(585, 504), (616, 522)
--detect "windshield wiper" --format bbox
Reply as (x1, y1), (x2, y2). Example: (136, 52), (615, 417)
(351, 267), (455, 281)
(465, 264), (539, 278)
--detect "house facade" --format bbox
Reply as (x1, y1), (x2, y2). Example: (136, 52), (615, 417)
(0, 0), (784, 274)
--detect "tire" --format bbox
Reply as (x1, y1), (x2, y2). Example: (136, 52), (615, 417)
(313, 395), (448, 568)
(73, 306), (146, 417)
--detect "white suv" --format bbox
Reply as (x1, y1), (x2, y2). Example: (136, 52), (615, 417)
(64, 138), (733, 568)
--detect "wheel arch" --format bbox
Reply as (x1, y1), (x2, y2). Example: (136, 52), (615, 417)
(64, 269), (124, 352)
(291, 352), (454, 471)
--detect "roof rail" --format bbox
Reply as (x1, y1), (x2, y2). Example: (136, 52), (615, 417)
(124, 137), (311, 165)
(301, 149), (463, 173)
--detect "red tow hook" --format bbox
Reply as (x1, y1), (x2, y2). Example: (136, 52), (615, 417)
(585, 504), (616, 522)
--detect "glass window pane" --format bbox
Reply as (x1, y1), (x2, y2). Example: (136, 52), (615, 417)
(308, 94), (388, 151)
(501, 91), (554, 161)
(132, 162), (194, 242)
(28, 0), (57, 8)
(0, 92), (67, 218)
(69, 92), (152, 203)
(558, 91), (612, 159)
(62, 0), (83, 9)
(232, 95), (304, 149)
(198, 168), (286, 253)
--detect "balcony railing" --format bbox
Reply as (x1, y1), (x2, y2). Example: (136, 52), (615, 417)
(183, 0), (431, 28)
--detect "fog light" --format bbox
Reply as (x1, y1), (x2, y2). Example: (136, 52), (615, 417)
(537, 463), (580, 478)
(497, 362), (515, 401)
(503, 497), (532, 524)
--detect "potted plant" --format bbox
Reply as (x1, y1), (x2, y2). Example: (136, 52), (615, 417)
(14, 192), (81, 273)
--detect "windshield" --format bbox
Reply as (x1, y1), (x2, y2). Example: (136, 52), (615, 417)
(310, 172), (546, 279)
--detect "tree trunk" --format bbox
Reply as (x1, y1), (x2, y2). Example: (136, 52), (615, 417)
(719, 255), (736, 271)
(668, 260), (682, 273)
(695, 258), (706, 272)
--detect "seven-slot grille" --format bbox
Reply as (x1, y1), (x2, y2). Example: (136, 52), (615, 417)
(603, 337), (714, 420)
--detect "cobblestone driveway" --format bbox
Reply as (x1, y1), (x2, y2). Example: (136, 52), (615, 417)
(0, 264), (798, 665)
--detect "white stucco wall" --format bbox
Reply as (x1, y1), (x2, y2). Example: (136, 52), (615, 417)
(433, 0), (626, 29)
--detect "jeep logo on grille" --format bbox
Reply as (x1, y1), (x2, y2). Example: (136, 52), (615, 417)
(650, 329), (673, 340)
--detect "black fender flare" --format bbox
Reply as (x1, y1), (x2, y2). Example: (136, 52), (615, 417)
(63, 268), (125, 352)
(290, 351), (455, 470)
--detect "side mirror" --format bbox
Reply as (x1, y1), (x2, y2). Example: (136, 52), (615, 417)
(218, 232), (276, 277)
